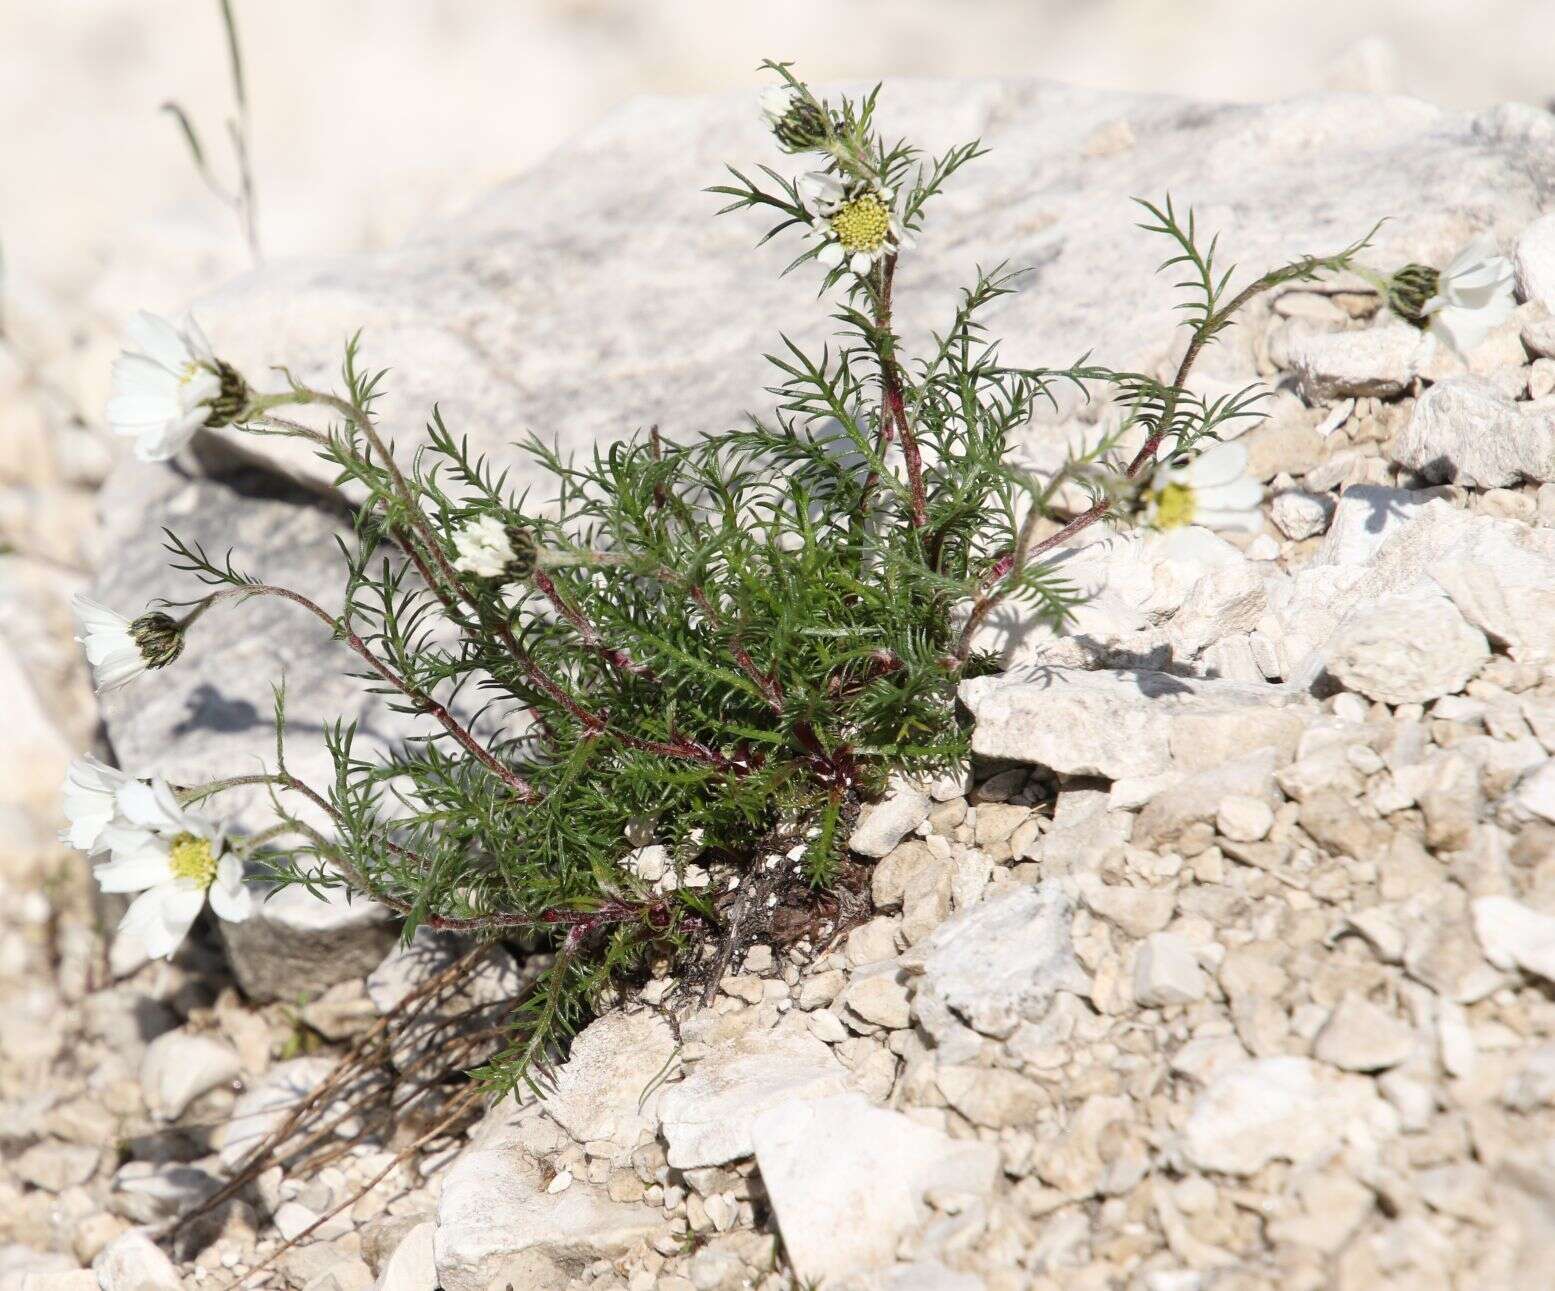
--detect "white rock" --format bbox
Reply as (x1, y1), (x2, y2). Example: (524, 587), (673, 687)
(849, 776), (932, 858)
(1289, 324), (1431, 402)
(1312, 993), (1416, 1071)
(1436, 997), (1478, 1081)
(138, 1031), (241, 1121)
(1506, 1042), (1555, 1110)
(1134, 749), (1280, 849)
(1391, 376), (1555, 487)
(1270, 488), (1334, 540)
(1177, 1056), (1394, 1175)
(220, 879), (398, 1004)
(18, 1272), (96, 1291)
(378, 1222), (437, 1291)
(1298, 500), (1555, 667)
(12, 1143), (98, 1194)
(960, 667), (1307, 780)
(901, 883), (1089, 1048)
(274, 1199), (351, 1242)
(1314, 485), (1439, 567)
(1515, 213), (1555, 312)
(657, 1020), (852, 1168)
(1165, 559), (1269, 661)
(1507, 759), (1555, 824)
(435, 1129), (658, 1291)
(1215, 794), (1274, 842)
(215, 1056), (337, 1171)
(1134, 933), (1206, 1008)
(1326, 589), (1488, 704)
(936, 1065), (1046, 1129)
(876, 1264), (984, 1291)
(541, 1009), (679, 1152)
(0, 638), (71, 816)
(1473, 895), (1555, 981)
(1079, 880), (1175, 939)
(1, 1249), (76, 1291)
(110, 1161), (219, 1223)
(621, 844), (668, 882)
(751, 1092), (999, 1285)
(92, 1232), (180, 1291)
(839, 967), (913, 1031)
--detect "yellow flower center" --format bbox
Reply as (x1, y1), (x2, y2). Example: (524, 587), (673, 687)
(1153, 482), (1197, 529)
(829, 193), (892, 254)
(179, 361), (201, 386)
(168, 832), (217, 887)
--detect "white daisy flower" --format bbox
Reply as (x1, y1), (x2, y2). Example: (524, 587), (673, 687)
(106, 311), (246, 462)
(1145, 440), (1263, 534)
(93, 777), (253, 960)
(1390, 235), (1516, 355)
(73, 593), (185, 693)
(60, 755), (132, 854)
(801, 172), (909, 278)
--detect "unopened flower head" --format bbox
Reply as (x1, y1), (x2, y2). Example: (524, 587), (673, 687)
(90, 777), (253, 960)
(760, 84), (830, 153)
(106, 312), (249, 462)
(130, 611), (186, 670)
(1394, 234), (1516, 354)
(1386, 263), (1440, 325)
(73, 594), (185, 693)
(452, 515), (538, 581)
(801, 172), (909, 278)
(1145, 440), (1262, 535)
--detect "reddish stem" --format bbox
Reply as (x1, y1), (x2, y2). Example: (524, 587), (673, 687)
(533, 568), (655, 680)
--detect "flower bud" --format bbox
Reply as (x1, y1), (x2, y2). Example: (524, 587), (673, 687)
(504, 525), (539, 580)
(760, 86), (831, 154)
(201, 360), (251, 428)
(129, 611), (186, 670)
(1387, 263), (1441, 327)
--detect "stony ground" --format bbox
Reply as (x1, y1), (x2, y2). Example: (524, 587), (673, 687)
(13, 79), (1555, 1291)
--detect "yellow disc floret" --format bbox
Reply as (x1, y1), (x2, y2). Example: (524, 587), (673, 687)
(828, 192), (892, 254)
(168, 831), (218, 887)
(1152, 482), (1197, 530)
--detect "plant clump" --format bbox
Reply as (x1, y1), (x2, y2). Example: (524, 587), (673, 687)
(68, 61), (1383, 1086)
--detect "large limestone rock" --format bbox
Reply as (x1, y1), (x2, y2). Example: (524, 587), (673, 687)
(1326, 589), (1489, 704)
(540, 1009), (679, 1156)
(751, 1093), (1001, 1285)
(182, 86), (1555, 502)
(901, 882), (1090, 1056)
(1176, 1056), (1395, 1175)
(958, 667), (1308, 779)
(1391, 376), (1555, 487)
(1282, 499), (1555, 676)
(657, 1019), (853, 1169)
(435, 1100), (661, 1291)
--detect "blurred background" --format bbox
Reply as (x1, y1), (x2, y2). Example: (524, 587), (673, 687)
(1, 0), (1553, 872)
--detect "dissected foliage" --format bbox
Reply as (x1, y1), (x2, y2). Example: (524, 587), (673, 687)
(162, 64), (1372, 1085)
